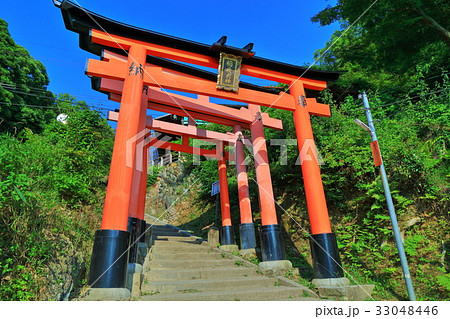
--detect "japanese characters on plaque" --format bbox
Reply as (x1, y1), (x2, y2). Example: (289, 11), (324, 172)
(216, 52), (242, 93)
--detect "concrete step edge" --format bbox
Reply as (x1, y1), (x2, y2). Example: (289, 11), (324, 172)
(151, 241), (211, 246)
(144, 267), (259, 280)
(142, 279), (278, 293)
(143, 276), (276, 286)
(149, 254), (225, 261)
(139, 286), (316, 301)
(147, 260), (236, 267)
(146, 266), (257, 272)
(150, 247), (213, 252)
(153, 236), (202, 241)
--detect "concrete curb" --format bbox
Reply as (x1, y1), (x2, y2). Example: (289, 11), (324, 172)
(82, 288), (131, 301)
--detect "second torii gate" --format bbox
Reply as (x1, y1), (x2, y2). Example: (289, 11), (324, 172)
(108, 110), (250, 248)
(105, 88), (281, 253)
(95, 52), (285, 255)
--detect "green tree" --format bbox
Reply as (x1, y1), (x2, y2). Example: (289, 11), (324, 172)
(31, 94), (115, 206)
(312, 1), (449, 93)
(0, 18), (55, 134)
(0, 96), (114, 300)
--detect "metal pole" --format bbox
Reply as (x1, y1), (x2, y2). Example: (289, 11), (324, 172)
(360, 92), (416, 301)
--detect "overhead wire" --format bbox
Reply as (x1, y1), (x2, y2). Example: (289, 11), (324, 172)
(366, 87), (450, 110)
(331, 88), (450, 131)
(0, 82), (119, 111)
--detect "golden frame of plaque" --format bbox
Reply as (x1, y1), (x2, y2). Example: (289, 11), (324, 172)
(217, 52), (242, 93)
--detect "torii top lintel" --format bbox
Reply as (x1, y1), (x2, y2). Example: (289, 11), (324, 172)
(54, 0), (342, 90)
(87, 51), (332, 115)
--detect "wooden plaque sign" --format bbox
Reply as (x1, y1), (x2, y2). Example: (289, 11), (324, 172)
(217, 52), (242, 93)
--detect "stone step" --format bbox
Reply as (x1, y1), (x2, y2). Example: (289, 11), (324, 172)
(150, 226), (189, 231)
(139, 286), (316, 301)
(151, 229), (191, 234)
(149, 227), (179, 231)
(152, 236), (200, 242)
(270, 297), (319, 301)
(141, 276), (278, 294)
(151, 227), (189, 234)
(150, 251), (225, 260)
(151, 229), (190, 234)
(151, 232), (192, 237)
(147, 259), (237, 269)
(152, 240), (207, 247)
(150, 244), (213, 253)
(145, 267), (258, 281)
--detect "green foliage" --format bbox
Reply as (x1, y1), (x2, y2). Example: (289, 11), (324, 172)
(310, 76), (448, 300)
(312, 1), (449, 95)
(404, 235), (427, 257)
(436, 274), (450, 291)
(147, 166), (161, 187)
(0, 98), (113, 300)
(12, 95), (114, 207)
(0, 19), (56, 134)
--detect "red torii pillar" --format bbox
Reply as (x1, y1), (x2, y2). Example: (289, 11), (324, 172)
(217, 142), (234, 246)
(88, 44), (147, 290)
(249, 104), (286, 262)
(233, 125), (256, 252)
(127, 89), (150, 267)
(290, 81), (343, 279)
(136, 142), (148, 240)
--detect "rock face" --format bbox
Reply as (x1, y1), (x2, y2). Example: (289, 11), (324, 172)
(158, 163), (186, 209)
(145, 161), (197, 223)
(39, 234), (86, 301)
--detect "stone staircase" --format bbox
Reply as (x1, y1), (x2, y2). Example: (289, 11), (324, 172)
(133, 222), (319, 301)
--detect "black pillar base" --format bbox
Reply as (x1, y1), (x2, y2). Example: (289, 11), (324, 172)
(127, 217), (140, 264)
(220, 226), (235, 245)
(88, 229), (130, 288)
(260, 224), (286, 261)
(138, 219), (147, 243)
(240, 223), (257, 250)
(310, 232), (344, 279)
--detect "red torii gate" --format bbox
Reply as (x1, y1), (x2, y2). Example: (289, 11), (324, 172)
(111, 110), (236, 262)
(97, 52), (284, 254)
(108, 110), (253, 252)
(55, 0), (344, 295)
(87, 47), (337, 268)
(105, 84), (282, 252)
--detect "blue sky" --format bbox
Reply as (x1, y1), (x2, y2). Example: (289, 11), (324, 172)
(1, 0), (338, 122)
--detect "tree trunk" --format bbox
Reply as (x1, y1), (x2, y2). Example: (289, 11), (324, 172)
(412, 7), (450, 45)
